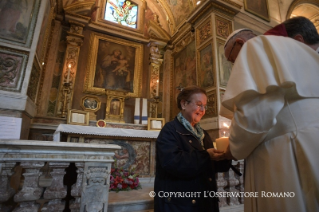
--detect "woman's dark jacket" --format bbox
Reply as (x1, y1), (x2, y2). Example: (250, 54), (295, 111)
(154, 117), (231, 212)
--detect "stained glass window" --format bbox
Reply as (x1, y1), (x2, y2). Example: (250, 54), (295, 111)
(104, 0), (138, 28)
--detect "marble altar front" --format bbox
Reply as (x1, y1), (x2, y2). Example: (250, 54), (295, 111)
(54, 124), (160, 178)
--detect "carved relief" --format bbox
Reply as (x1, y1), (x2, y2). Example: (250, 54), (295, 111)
(196, 18), (212, 46)
(215, 16), (232, 40)
(81, 167), (109, 212)
(0, 49), (28, 92)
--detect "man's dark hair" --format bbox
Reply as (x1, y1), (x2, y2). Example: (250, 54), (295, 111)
(283, 16), (319, 45)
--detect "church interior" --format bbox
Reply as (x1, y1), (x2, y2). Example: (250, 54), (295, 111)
(0, 0), (318, 211)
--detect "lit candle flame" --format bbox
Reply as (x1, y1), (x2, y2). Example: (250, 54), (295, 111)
(68, 64), (71, 68)
(223, 131), (225, 137)
(223, 123), (229, 128)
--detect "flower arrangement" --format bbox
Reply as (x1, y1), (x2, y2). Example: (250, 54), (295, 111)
(109, 167), (141, 192)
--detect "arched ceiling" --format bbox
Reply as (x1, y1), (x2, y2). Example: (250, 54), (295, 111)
(288, 2), (319, 32)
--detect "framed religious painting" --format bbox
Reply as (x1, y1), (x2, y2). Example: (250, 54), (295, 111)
(244, 0), (270, 22)
(217, 39), (232, 88)
(83, 32), (143, 97)
(197, 40), (215, 90)
(0, 0), (41, 47)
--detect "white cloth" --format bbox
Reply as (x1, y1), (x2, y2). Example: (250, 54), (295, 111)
(221, 35), (319, 212)
(53, 124), (159, 141)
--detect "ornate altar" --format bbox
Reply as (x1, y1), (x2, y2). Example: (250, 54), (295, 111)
(53, 124), (159, 177)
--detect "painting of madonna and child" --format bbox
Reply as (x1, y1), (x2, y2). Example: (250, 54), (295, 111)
(93, 39), (136, 93)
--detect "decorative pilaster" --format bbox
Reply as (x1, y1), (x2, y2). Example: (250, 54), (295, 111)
(57, 21), (84, 117)
(149, 42), (163, 118)
(70, 162), (84, 212)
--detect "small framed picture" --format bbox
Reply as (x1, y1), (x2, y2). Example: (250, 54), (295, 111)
(67, 109), (89, 126)
(147, 118), (165, 131)
(81, 95), (101, 112)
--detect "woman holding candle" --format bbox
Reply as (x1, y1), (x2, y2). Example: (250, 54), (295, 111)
(154, 86), (231, 212)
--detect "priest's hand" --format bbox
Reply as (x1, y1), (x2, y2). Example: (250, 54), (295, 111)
(207, 148), (225, 161)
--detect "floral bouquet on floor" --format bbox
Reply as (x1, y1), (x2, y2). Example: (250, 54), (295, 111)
(109, 167), (141, 192)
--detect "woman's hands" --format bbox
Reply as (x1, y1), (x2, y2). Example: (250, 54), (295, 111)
(207, 145), (237, 161)
(207, 148), (225, 161)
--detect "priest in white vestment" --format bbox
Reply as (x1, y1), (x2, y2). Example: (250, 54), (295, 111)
(221, 29), (319, 212)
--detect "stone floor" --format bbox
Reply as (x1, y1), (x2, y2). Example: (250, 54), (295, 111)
(108, 180), (244, 212)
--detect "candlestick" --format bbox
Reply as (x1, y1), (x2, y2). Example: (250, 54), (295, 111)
(67, 64), (71, 83)
(156, 79), (159, 96)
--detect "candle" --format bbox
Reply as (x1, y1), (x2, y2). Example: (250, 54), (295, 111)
(215, 136), (229, 152)
(156, 79), (159, 96)
(66, 64), (71, 83)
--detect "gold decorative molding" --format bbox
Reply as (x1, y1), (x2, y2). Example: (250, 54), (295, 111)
(172, 31), (195, 54)
(196, 17), (212, 47)
(148, 20), (171, 43)
(89, 21), (148, 42)
(64, 0), (96, 16)
(222, 0), (242, 9)
(171, 23), (193, 45)
(188, 1), (240, 25)
(215, 15), (232, 40)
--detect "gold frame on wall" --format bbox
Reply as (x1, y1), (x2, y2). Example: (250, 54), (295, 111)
(80, 95), (101, 112)
(83, 32), (143, 97)
(147, 118), (165, 131)
(196, 16), (212, 47)
(244, 0), (270, 22)
(67, 109), (90, 126)
(196, 39), (216, 90)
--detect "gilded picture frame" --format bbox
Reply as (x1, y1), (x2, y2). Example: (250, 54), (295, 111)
(80, 95), (101, 112)
(67, 109), (89, 126)
(147, 118), (165, 131)
(197, 40), (215, 90)
(84, 32), (143, 97)
(244, 0), (270, 22)
(217, 39), (232, 88)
